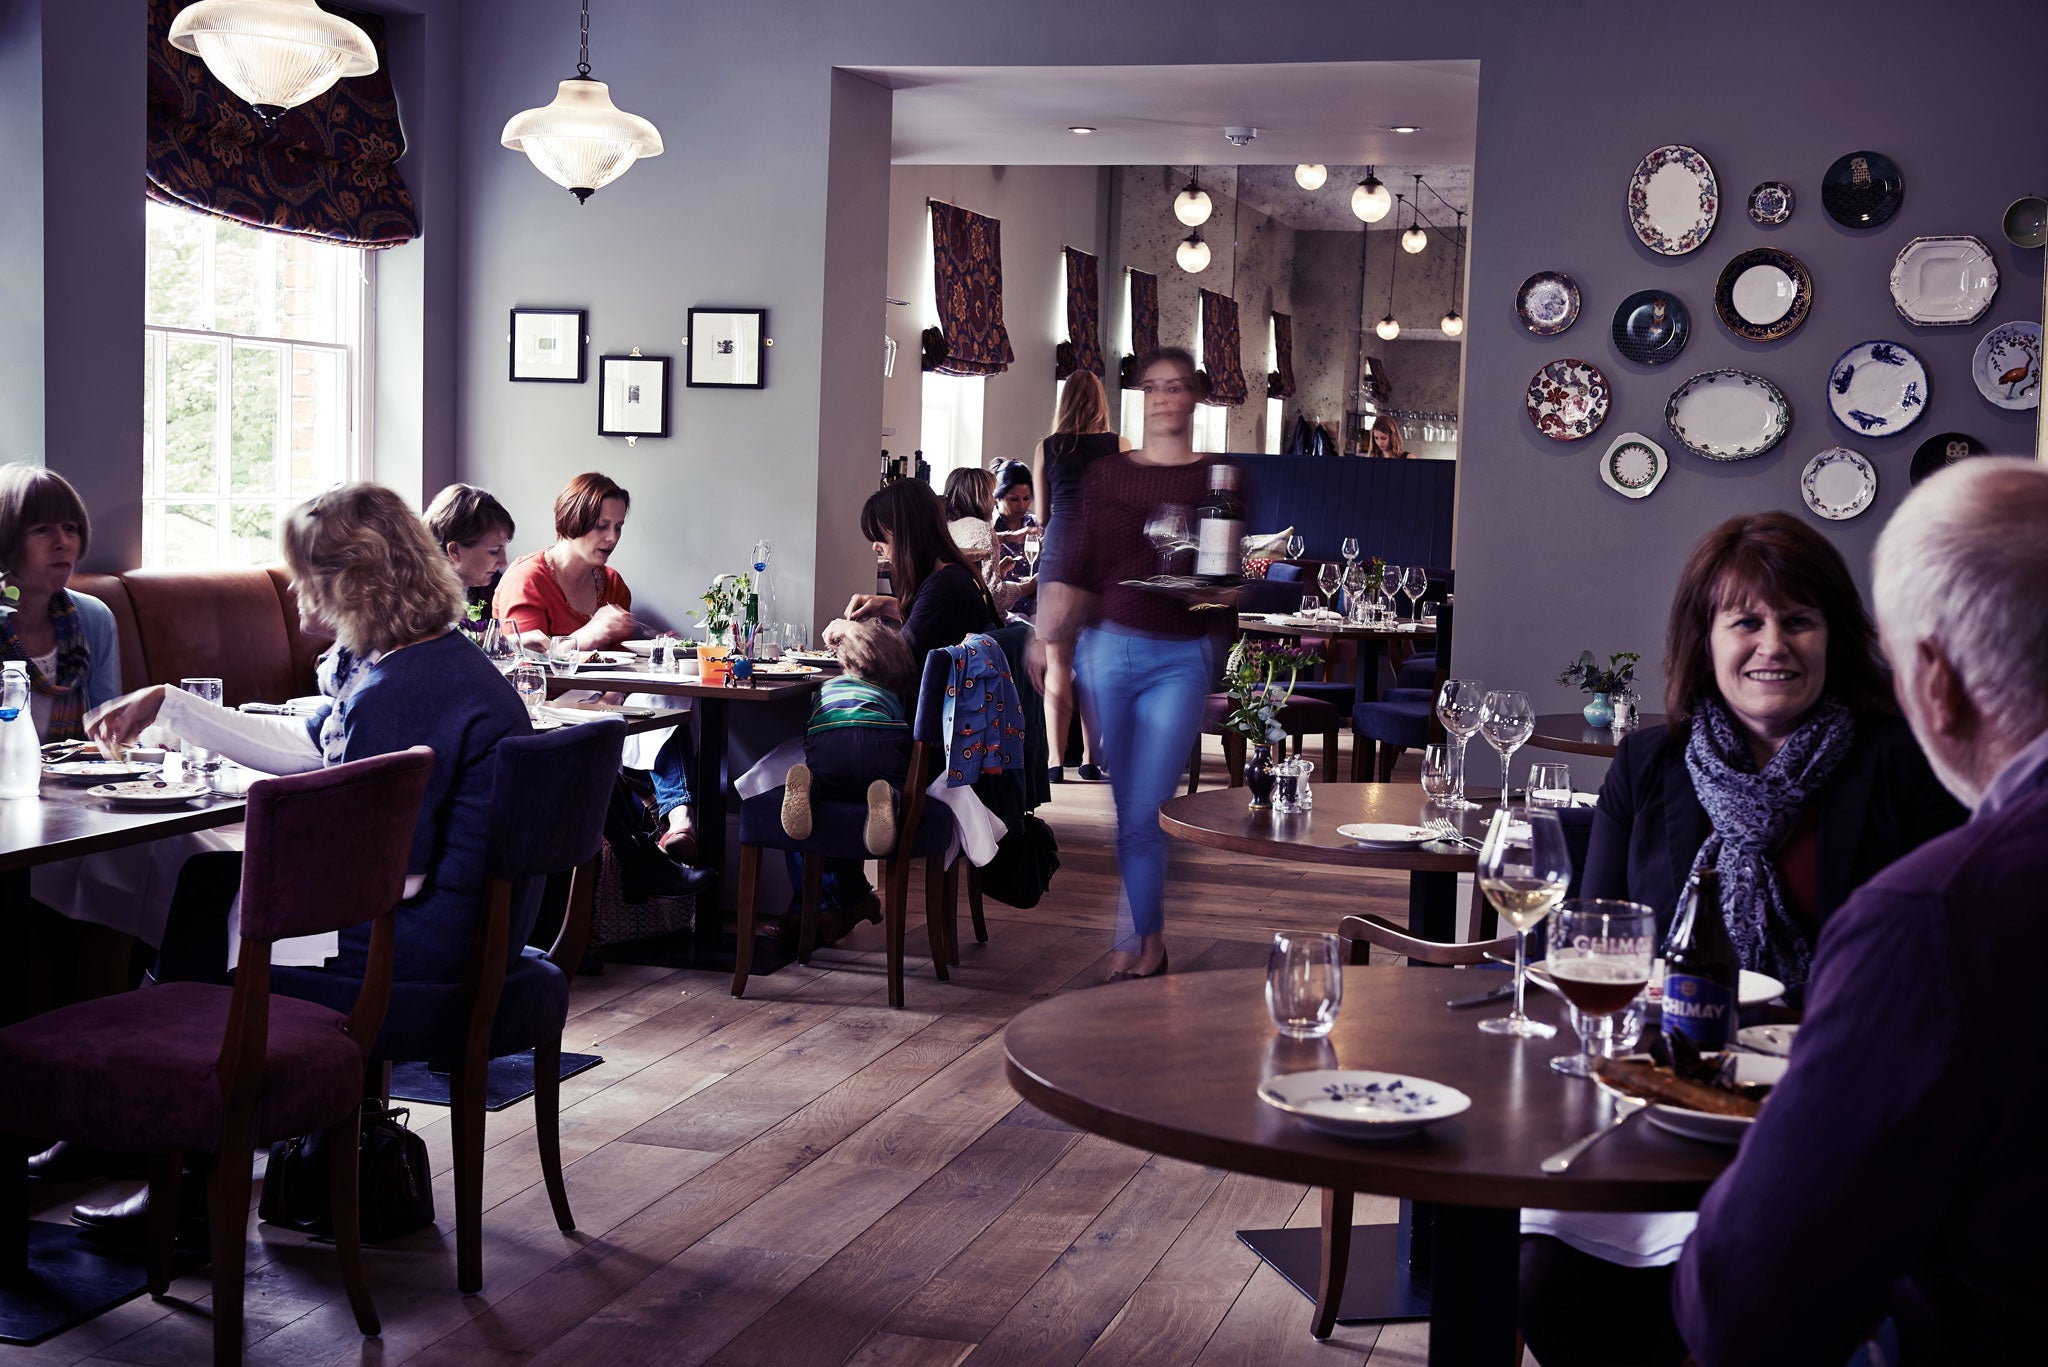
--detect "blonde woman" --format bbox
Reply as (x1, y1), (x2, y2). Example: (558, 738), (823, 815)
(1030, 372), (1128, 781)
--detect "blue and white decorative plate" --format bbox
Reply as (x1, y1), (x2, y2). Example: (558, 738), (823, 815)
(1747, 180), (1794, 226)
(1801, 447), (1878, 521)
(1259, 1069), (1472, 1141)
(1827, 341), (1928, 437)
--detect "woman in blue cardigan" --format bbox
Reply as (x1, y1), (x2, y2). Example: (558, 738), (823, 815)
(0, 464), (121, 735)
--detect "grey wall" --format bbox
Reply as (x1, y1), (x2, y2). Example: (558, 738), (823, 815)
(449, 0), (2047, 713)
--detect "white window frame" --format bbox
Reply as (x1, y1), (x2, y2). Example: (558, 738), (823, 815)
(1264, 316), (1284, 453)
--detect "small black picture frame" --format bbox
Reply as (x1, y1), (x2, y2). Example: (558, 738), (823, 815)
(597, 354), (672, 438)
(509, 307), (587, 383)
(686, 307), (767, 389)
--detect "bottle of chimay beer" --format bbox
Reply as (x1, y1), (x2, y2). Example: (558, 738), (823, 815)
(1662, 869), (1738, 1050)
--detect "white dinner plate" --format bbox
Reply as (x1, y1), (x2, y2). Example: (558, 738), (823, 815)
(1598, 1053), (1787, 1147)
(1336, 823), (1435, 848)
(86, 780), (212, 808)
(1800, 447), (1878, 521)
(750, 663), (821, 677)
(1259, 1069), (1472, 1141)
(1890, 236), (1998, 326)
(621, 639), (659, 656)
(784, 649), (840, 664)
(1642, 965), (1785, 1007)
(1736, 1024), (1799, 1057)
(1828, 341), (1928, 437)
(45, 760), (158, 784)
(1627, 144), (1719, 256)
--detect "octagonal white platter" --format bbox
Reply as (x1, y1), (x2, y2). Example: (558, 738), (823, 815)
(1890, 236), (1999, 326)
(1600, 432), (1668, 499)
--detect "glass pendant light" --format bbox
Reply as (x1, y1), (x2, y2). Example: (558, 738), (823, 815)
(1294, 163), (1328, 190)
(501, 0), (664, 204)
(166, 0), (376, 122)
(1173, 173), (1213, 227)
(1376, 196), (1403, 338)
(1352, 166), (1392, 223)
(1176, 230), (1211, 274)
(1401, 173), (1428, 253)
(1440, 209), (1467, 336)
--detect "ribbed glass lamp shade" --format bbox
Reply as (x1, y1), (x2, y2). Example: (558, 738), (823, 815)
(1402, 224), (1428, 254)
(501, 79), (665, 203)
(1352, 178), (1392, 223)
(1376, 315), (1401, 340)
(166, 0), (377, 120)
(1440, 311), (1465, 337)
(1294, 163), (1328, 190)
(1176, 233), (1211, 273)
(1173, 185), (1213, 227)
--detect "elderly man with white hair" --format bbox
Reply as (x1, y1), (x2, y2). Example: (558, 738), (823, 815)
(1674, 458), (2048, 1366)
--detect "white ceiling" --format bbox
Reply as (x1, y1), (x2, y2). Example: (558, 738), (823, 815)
(848, 61), (1480, 169)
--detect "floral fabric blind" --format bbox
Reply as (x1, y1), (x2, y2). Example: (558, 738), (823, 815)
(1199, 289), (1248, 407)
(1055, 246), (1103, 381)
(1270, 312), (1298, 398)
(1127, 269), (1160, 360)
(146, 0), (420, 248)
(927, 200), (1014, 377)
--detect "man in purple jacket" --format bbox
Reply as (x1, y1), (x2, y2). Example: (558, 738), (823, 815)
(1674, 458), (2048, 1364)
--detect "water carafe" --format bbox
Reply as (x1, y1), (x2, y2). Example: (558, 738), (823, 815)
(0, 661), (39, 798)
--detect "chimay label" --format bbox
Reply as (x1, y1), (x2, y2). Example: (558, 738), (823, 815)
(1662, 972), (1733, 1050)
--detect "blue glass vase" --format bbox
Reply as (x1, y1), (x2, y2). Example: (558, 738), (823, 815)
(1582, 692), (1615, 728)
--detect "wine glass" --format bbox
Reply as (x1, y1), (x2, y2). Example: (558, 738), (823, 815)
(1435, 679), (1487, 809)
(1285, 532), (1306, 561)
(1023, 528), (1043, 575)
(1374, 564), (1400, 623)
(1476, 807), (1571, 1038)
(1340, 536), (1361, 567)
(481, 618), (518, 674)
(1143, 505), (1192, 576)
(1340, 562), (1369, 623)
(1480, 689), (1536, 805)
(1316, 563), (1340, 614)
(1402, 566), (1427, 622)
(1546, 900), (1655, 1074)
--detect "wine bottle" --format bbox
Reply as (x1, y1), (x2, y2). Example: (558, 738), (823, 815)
(1192, 462), (1244, 580)
(878, 449), (893, 488)
(913, 449), (931, 484)
(1661, 869), (1739, 1050)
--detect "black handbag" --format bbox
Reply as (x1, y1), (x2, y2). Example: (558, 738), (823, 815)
(258, 1099), (435, 1244)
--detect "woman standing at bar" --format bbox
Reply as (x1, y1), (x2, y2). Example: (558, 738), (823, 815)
(1366, 414), (1409, 459)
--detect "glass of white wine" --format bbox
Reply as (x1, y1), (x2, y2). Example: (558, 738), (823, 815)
(1476, 807), (1571, 1038)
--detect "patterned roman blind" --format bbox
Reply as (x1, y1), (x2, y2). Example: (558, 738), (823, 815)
(927, 200), (1014, 376)
(1270, 312), (1298, 398)
(1199, 289), (1247, 406)
(1055, 246), (1103, 380)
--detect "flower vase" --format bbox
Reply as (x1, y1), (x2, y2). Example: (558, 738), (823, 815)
(1582, 692), (1615, 728)
(1244, 742), (1278, 809)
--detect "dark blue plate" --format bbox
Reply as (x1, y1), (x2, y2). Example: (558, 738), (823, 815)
(1822, 150), (1903, 229)
(1611, 290), (1691, 366)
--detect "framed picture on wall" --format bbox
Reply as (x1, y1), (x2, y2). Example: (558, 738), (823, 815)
(686, 307), (767, 388)
(509, 307), (587, 382)
(598, 353), (672, 438)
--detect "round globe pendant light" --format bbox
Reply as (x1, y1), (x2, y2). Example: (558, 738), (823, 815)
(1401, 172), (1428, 252)
(501, 0), (664, 203)
(166, 0), (377, 122)
(1439, 310), (1464, 337)
(1352, 167), (1392, 223)
(1173, 174), (1213, 227)
(1375, 194), (1404, 339)
(1376, 315), (1401, 341)
(1294, 163), (1328, 190)
(1440, 209), (1467, 336)
(1176, 230), (1211, 274)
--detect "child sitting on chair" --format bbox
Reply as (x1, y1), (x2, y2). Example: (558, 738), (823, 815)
(781, 616), (916, 854)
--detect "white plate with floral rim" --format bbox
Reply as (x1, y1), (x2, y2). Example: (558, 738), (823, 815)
(86, 780), (213, 808)
(1525, 360), (1610, 441)
(1335, 823), (1435, 848)
(1828, 341), (1928, 437)
(1972, 320), (2042, 410)
(1600, 432), (1668, 499)
(45, 760), (159, 784)
(1260, 1069), (1472, 1141)
(1890, 236), (1998, 326)
(1801, 447), (1878, 521)
(1594, 1052), (1787, 1146)
(1627, 144), (1719, 256)
(1664, 370), (1790, 460)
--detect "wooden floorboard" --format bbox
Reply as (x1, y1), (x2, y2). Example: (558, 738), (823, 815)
(41, 738), (1514, 1365)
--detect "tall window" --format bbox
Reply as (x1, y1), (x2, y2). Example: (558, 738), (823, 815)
(143, 202), (371, 568)
(920, 372), (985, 480)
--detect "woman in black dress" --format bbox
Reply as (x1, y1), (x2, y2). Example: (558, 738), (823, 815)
(1030, 372), (1129, 781)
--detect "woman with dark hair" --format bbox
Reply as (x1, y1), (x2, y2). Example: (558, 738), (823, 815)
(0, 464), (120, 737)
(846, 479), (1001, 664)
(1366, 415), (1409, 458)
(1519, 510), (1964, 1367)
(990, 461), (1039, 616)
(424, 482), (515, 636)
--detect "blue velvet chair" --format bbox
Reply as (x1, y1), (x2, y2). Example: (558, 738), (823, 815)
(274, 718), (625, 1294)
(1351, 602), (1453, 781)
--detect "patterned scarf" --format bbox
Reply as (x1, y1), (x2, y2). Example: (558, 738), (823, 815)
(315, 645), (370, 765)
(0, 592), (93, 741)
(1684, 693), (1857, 989)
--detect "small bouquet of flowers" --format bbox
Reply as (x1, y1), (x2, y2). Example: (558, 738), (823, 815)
(1222, 636), (1324, 742)
(695, 572), (755, 653)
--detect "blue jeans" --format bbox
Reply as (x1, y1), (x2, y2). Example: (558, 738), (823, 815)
(1075, 623), (1214, 945)
(646, 725), (695, 818)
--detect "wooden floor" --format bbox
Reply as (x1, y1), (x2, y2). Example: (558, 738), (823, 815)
(26, 739), (1525, 1366)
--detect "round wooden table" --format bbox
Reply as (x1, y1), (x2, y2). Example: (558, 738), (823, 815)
(1006, 967), (1731, 1365)
(1525, 712), (1667, 759)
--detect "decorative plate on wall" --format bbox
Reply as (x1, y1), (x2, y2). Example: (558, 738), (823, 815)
(1516, 272), (1582, 335)
(1526, 359), (1610, 441)
(1801, 447), (1878, 521)
(1627, 144), (1719, 255)
(1972, 320), (2042, 409)
(1747, 181), (1794, 225)
(1821, 150), (1904, 228)
(1908, 431), (1987, 485)
(1713, 248), (1813, 342)
(1610, 290), (1690, 366)
(1827, 340), (1928, 437)
(1600, 432), (1668, 499)
(1664, 369), (1791, 460)
(1890, 236), (1999, 326)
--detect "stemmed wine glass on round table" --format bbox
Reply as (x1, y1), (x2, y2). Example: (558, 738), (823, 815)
(1476, 806), (1572, 1038)
(1434, 678), (1486, 810)
(1340, 536), (1360, 568)
(1316, 563), (1340, 615)
(1480, 689), (1535, 805)
(1402, 566), (1427, 622)
(1547, 900), (1656, 1075)
(1285, 532), (1306, 562)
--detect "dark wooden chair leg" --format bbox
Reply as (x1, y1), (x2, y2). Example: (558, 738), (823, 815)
(326, 1108), (380, 1335)
(1322, 727), (1339, 779)
(967, 863), (987, 944)
(1313, 1187), (1354, 1339)
(207, 1150), (251, 1367)
(1223, 732), (1246, 787)
(1186, 739), (1201, 794)
(883, 855), (909, 1009)
(796, 855), (823, 965)
(145, 1150), (181, 1296)
(1350, 731), (1369, 783)
(728, 843), (762, 997)
(451, 1063), (488, 1294)
(1, 1138), (27, 1280)
(923, 856), (950, 981)
(534, 1038), (574, 1232)
(1376, 744), (1401, 782)
(941, 859), (962, 966)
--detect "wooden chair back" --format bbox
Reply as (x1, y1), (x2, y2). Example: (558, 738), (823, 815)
(1337, 913), (1513, 967)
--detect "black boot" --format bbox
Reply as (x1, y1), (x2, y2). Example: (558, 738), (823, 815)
(73, 1168), (210, 1249)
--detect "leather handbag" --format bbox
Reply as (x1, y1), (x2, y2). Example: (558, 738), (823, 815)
(258, 1099), (435, 1244)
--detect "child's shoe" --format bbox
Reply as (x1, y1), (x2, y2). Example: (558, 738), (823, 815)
(781, 763), (814, 839)
(864, 779), (898, 855)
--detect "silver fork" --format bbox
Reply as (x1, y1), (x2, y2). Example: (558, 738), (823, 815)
(1426, 819), (1481, 850)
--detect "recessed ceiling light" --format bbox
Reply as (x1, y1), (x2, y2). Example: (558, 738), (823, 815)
(1388, 124), (1421, 134)
(1067, 125), (1097, 135)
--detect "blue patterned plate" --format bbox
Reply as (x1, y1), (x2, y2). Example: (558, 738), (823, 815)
(1259, 1069), (1472, 1141)
(1827, 341), (1928, 437)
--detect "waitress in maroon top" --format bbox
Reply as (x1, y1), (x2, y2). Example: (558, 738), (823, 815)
(1034, 347), (1224, 982)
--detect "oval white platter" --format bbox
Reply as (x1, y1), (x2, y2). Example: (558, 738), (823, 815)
(1259, 1069), (1472, 1141)
(1972, 320), (2042, 410)
(1801, 447), (1878, 521)
(1889, 236), (1998, 326)
(1664, 370), (1791, 460)
(1600, 432), (1668, 499)
(1827, 341), (1927, 437)
(1627, 144), (1718, 256)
